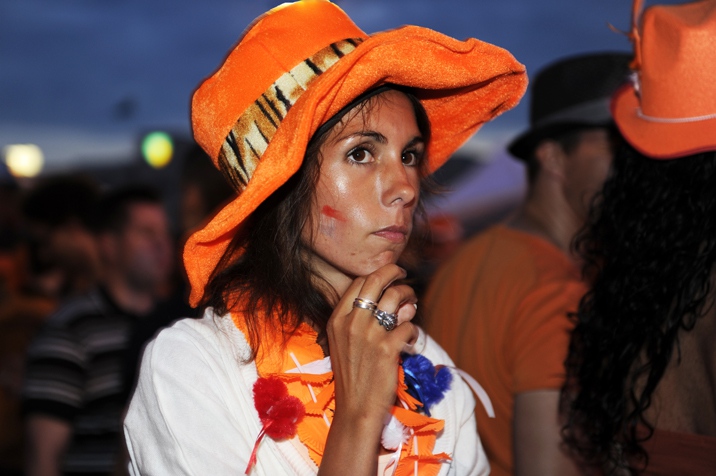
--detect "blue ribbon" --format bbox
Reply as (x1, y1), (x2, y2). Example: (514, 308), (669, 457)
(403, 367), (431, 417)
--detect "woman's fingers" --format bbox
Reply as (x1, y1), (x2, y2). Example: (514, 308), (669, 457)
(329, 263), (417, 344)
(354, 264), (407, 303)
(331, 264), (404, 317)
(377, 285), (417, 325)
(402, 325), (427, 354)
(350, 285), (417, 336)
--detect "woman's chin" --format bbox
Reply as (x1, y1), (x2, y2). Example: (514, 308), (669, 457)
(358, 252), (404, 275)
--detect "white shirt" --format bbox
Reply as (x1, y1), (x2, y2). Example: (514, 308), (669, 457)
(124, 309), (489, 475)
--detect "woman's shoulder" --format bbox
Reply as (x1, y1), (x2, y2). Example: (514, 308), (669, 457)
(148, 308), (252, 365)
(417, 328), (476, 405)
(419, 326), (491, 415)
(132, 308), (260, 415)
(418, 328), (489, 473)
(418, 327), (457, 368)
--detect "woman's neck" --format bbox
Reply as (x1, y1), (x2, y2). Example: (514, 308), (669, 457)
(304, 252), (354, 303)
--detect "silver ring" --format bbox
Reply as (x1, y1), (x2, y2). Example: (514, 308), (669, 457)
(353, 297), (378, 311)
(373, 308), (398, 331)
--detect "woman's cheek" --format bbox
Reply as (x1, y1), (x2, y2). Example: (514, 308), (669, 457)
(317, 206), (347, 239)
(321, 205), (347, 223)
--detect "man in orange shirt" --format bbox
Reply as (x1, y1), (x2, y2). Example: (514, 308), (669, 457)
(423, 53), (630, 476)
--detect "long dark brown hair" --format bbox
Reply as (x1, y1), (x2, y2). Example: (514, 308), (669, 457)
(562, 141), (716, 474)
(202, 85), (433, 360)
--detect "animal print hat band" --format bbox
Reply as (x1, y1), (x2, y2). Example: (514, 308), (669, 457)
(185, 0), (527, 306)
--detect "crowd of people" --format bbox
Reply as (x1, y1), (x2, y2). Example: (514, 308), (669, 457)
(0, 146), (233, 476)
(2, 0), (714, 475)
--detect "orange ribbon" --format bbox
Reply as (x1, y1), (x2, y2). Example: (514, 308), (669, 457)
(232, 313), (451, 473)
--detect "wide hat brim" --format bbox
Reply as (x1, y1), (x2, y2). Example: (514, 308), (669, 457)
(612, 83), (716, 160)
(185, 24), (527, 306)
(507, 51), (633, 161)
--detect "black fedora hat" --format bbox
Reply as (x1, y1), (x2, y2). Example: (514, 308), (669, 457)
(508, 52), (632, 161)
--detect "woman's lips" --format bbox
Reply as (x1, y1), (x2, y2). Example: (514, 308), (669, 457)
(373, 225), (409, 243)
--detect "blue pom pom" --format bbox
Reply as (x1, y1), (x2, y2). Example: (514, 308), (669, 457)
(401, 354), (453, 412)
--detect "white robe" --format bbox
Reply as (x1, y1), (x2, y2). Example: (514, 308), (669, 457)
(124, 308), (489, 475)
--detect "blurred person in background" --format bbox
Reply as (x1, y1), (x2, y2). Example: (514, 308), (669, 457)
(0, 180), (24, 298)
(21, 175), (102, 300)
(179, 143), (235, 235)
(422, 52), (631, 476)
(0, 178), (54, 476)
(562, 1), (716, 474)
(0, 303), (49, 476)
(22, 185), (173, 476)
(122, 143), (234, 397)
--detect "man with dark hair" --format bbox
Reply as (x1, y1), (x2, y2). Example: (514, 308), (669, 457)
(423, 53), (631, 476)
(22, 185), (173, 476)
(122, 145), (235, 396)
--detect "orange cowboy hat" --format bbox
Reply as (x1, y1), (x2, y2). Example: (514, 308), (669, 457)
(612, 0), (716, 159)
(185, 0), (527, 306)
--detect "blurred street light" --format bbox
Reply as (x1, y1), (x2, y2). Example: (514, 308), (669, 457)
(3, 144), (44, 178)
(142, 131), (174, 169)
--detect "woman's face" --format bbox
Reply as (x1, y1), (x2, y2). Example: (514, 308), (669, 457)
(303, 90), (425, 293)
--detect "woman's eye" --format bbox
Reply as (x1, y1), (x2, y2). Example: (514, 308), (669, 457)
(402, 151), (419, 166)
(348, 147), (371, 164)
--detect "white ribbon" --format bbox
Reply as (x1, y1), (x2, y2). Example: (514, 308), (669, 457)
(636, 107), (716, 124)
(451, 367), (495, 418)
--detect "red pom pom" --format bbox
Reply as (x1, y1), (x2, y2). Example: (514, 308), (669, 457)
(253, 376), (288, 416)
(252, 377), (305, 439)
(263, 395), (305, 439)
(247, 378), (305, 474)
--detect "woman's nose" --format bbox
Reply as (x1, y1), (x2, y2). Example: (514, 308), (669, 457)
(381, 159), (417, 207)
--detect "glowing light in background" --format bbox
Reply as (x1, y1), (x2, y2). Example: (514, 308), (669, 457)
(142, 131), (174, 169)
(4, 144), (44, 177)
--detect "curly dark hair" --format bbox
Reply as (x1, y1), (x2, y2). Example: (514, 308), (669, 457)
(561, 140), (716, 474)
(201, 86), (433, 360)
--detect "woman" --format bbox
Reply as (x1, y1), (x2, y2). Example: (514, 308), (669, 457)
(124, 1), (526, 475)
(561, 0), (716, 474)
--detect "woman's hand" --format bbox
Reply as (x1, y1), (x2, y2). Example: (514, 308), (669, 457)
(319, 263), (418, 475)
(328, 263), (418, 419)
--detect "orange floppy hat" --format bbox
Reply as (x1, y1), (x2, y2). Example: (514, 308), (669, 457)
(612, 0), (716, 159)
(185, 0), (527, 306)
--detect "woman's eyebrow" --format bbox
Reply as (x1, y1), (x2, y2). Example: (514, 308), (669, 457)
(341, 130), (388, 144)
(405, 136), (425, 148)
(337, 131), (425, 147)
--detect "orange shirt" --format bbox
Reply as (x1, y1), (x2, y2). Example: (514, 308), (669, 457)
(423, 225), (585, 476)
(637, 427), (716, 475)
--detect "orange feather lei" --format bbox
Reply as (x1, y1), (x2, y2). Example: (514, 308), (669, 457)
(232, 313), (451, 475)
